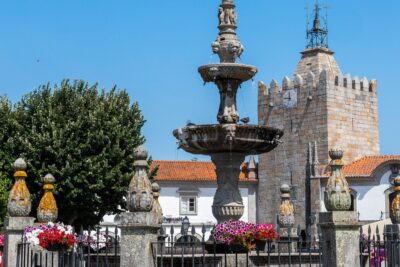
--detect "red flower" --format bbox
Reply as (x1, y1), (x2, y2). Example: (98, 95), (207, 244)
(38, 228), (76, 251)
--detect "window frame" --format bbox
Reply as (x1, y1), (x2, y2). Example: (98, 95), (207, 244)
(179, 195), (198, 215)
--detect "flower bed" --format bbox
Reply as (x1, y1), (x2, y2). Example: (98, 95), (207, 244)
(24, 222), (76, 251)
(212, 220), (278, 251)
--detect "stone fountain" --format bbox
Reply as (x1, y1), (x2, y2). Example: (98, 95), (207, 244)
(173, 0), (283, 223)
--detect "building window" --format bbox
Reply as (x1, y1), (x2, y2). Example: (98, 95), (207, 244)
(180, 196), (197, 215)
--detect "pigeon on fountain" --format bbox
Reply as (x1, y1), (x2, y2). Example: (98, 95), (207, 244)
(186, 120), (196, 126)
(240, 117), (250, 124)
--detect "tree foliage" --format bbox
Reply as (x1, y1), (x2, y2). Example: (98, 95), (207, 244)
(0, 80), (145, 227)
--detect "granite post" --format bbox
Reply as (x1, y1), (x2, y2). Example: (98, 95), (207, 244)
(115, 146), (163, 267)
(4, 158), (35, 267)
(318, 149), (360, 267)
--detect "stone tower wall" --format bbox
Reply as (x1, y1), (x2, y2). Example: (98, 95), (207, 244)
(257, 70), (379, 227)
(327, 74), (379, 163)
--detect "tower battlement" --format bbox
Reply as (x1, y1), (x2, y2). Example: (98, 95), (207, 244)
(259, 71), (378, 101)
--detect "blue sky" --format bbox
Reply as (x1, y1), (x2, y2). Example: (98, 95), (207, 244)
(0, 1), (399, 161)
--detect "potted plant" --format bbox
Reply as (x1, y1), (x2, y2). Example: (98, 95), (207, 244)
(253, 224), (278, 251)
(211, 220), (256, 253)
(24, 222), (76, 252)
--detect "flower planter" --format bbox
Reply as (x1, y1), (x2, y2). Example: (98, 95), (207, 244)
(46, 244), (68, 252)
(205, 242), (248, 254)
(255, 240), (266, 252)
(229, 243), (248, 253)
(205, 242), (228, 254)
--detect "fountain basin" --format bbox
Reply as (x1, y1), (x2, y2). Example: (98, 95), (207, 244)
(173, 124), (283, 155)
(198, 63), (257, 83)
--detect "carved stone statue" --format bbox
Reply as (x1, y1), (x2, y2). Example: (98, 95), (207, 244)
(228, 8), (237, 25)
(218, 7), (225, 25)
(7, 158), (31, 217)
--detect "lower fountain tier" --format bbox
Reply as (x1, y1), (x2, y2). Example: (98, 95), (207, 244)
(173, 124), (283, 155)
(198, 63), (257, 83)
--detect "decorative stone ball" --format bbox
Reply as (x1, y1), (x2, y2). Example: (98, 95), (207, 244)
(280, 184), (290, 194)
(329, 148), (344, 160)
(14, 158), (27, 171)
(152, 182), (160, 193)
(43, 173), (55, 184)
(134, 145), (148, 160)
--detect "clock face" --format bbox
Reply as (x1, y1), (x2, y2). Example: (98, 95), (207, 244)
(283, 89), (298, 108)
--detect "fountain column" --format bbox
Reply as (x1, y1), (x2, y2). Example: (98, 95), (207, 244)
(211, 153), (245, 222)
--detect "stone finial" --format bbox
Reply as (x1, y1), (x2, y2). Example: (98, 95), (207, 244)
(151, 182), (163, 224)
(247, 155), (257, 179)
(128, 145), (154, 212)
(7, 158), (32, 217)
(278, 184), (295, 227)
(37, 174), (58, 223)
(390, 170), (400, 224)
(324, 149), (351, 211)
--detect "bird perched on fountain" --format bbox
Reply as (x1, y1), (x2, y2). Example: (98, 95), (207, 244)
(240, 117), (250, 124)
(186, 120), (196, 126)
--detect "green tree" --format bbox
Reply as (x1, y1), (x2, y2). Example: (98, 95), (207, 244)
(5, 80), (145, 227)
(0, 96), (15, 226)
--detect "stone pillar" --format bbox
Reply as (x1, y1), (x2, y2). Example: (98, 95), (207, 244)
(318, 149), (360, 267)
(319, 211), (360, 267)
(115, 146), (163, 267)
(4, 158), (35, 267)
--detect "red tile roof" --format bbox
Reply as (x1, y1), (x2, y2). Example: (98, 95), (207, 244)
(151, 160), (257, 183)
(342, 155), (400, 177)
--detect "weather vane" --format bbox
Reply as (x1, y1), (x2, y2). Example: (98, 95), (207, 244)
(306, 1), (330, 49)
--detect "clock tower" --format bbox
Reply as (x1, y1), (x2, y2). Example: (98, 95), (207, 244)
(257, 3), (379, 228)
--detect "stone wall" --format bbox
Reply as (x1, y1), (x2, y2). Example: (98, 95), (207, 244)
(257, 48), (379, 227)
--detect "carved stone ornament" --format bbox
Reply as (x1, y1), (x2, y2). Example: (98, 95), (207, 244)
(7, 158), (32, 217)
(151, 182), (163, 224)
(390, 170), (400, 224)
(127, 146), (154, 212)
(278, 184), (295, 227)
(323, 149), (351, 211)
(37, 173), (58, 223)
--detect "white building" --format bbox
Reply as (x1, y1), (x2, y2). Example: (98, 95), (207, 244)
(152, 159), (258, 241)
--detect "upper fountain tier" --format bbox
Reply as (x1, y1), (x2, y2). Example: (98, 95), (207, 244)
(173, 124), (283, 155)
(198, 0), (258, 124)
